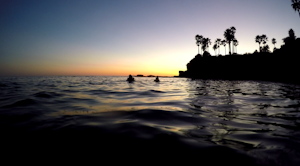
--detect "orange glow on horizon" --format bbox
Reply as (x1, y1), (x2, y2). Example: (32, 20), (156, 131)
(1, 62), (180, 77)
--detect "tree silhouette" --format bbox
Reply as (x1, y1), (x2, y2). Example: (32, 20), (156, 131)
(283, 29), (296, 44)
(255, 35), (268, 52)
(195, 34), (203, 54)
(201, 38), (211, 53)
(224, 29), (231, 54)
(221, 40), (226, 55)
(261, 34), (268, 46)
(233, 39), (238, 54)
(255, 35), (262, 52)
(224, 27), (236, 55)
(213, 44), (218, 56)
(292, 0), (300, 17)
(289, 29), (296, 40)
(272, 38), (276, 49)
(261, 45), (270, 53)
(230, 27), (236, 53)
(215, 38), (222, 55)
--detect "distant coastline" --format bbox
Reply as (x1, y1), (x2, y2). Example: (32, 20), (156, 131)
(135, 75), (172, 78)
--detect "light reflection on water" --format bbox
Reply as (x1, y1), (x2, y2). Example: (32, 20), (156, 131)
(1, 76), (300, 165)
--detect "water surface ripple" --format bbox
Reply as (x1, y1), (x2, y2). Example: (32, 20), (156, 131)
(1, 76), (300, 165)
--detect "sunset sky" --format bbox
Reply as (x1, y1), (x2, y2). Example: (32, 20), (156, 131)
(1, 0), (299, 76)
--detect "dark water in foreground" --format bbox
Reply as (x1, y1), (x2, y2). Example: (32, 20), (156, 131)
(1, 76), (300, 165)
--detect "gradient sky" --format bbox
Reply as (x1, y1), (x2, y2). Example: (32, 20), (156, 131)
(1, 0), (299, 76)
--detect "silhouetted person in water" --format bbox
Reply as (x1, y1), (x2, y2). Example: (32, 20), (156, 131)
(154, 76), (160, 82)
(127, 75), (135, 82)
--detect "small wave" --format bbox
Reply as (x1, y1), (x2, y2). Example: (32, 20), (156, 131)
(11, 82), (19, 85)
(126, 109), (208, 126)
(88, 82), (104, 85)
(134, 90), (166, 97)
(89, 89), (131, 96)
(36, 83), (57, 88)
(62, 89), (80, 93)
(149, 90), (165, 93)
(89, 89), (109, 94)
(33, 91), (62, 98)
(68, 85), (78, 87)
(3, 98), (38, 108)
(0, 83), (8, 87)
(66, 97), (99, 105)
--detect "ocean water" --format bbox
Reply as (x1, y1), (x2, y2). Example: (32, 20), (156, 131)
(1, 76), (300, 165)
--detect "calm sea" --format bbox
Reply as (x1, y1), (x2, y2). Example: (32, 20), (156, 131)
(1, 76), (300, 165)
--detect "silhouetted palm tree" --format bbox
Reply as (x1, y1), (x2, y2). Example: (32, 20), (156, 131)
(261, 34), (268, 46)
(221, 40), (226, 55)
(233, 39), (238, 54)
(292, 0), (300, 16)
(224, 27), (236, 55)
(215, 38), (222, 55)
(213, 44), (218, 56)
(201, 38), (211, 53)
(230, 27), (236, 53)
(272, 38), (276, 49)
(195, 34), (202, 54)
(255, 35), (267, 52)
(255, 35), (262, 52)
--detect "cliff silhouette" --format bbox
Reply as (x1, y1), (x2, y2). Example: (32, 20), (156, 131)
(179, 30), (300, 84)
